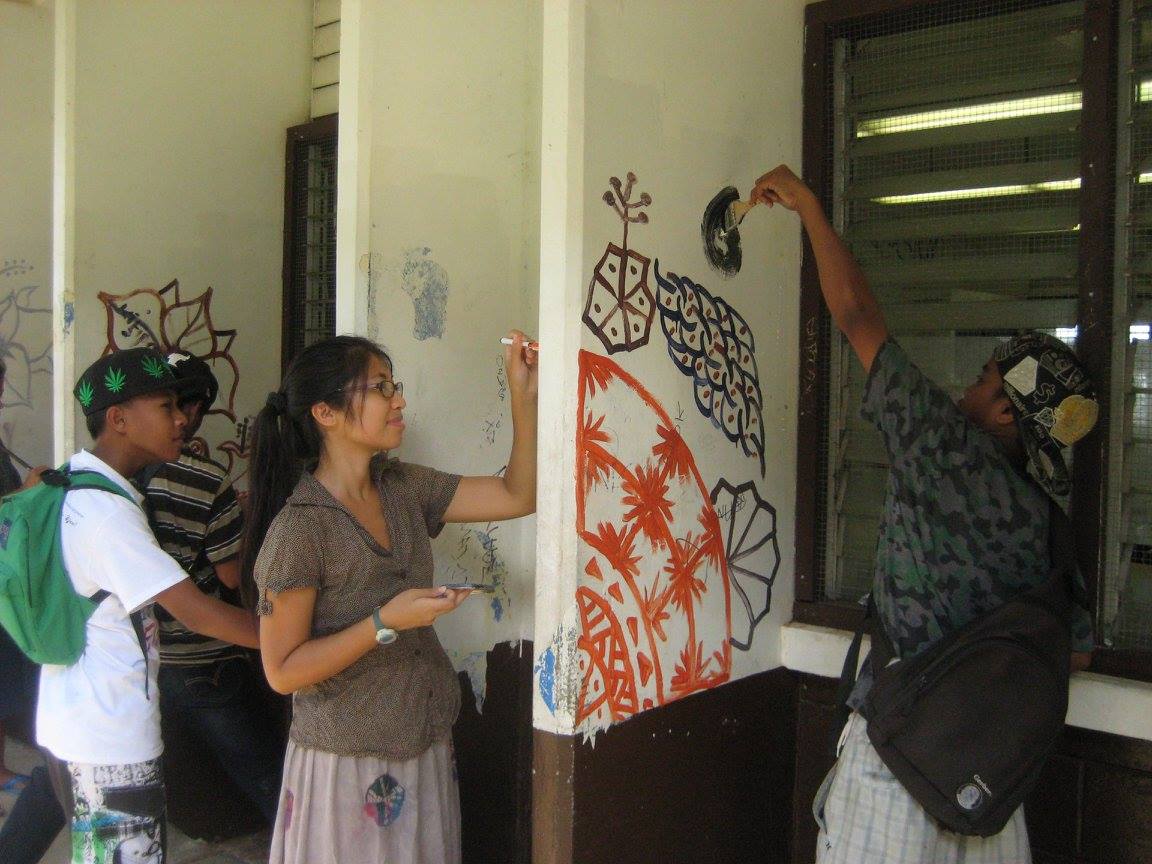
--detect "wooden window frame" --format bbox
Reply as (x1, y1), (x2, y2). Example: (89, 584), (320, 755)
(792, 0), (1152, 681)
(281, 112), (339, 373)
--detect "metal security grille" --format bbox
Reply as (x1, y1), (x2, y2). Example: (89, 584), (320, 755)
(1105, 0), (1152, 650)
(819, 1), (1085, 602)
(283, 117), (338, 367)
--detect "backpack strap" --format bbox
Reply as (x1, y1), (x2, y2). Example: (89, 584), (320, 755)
(831, 603), (868, 753)
(831, 594), (893, 754)
(56, 466), (152, 698)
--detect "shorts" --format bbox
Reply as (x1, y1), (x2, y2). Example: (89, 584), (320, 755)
(68, 757), (166, 864)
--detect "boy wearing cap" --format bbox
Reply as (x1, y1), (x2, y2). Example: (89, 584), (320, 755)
(37, 347), (259, 864)
(141, 352), (283, 824)
(751, 166), (1096, 864)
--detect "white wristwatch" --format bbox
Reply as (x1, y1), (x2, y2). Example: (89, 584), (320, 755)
(372, 607), (398, 645)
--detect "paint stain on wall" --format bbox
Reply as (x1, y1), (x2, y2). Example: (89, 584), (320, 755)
(451, 650), (489, 712)
(654, 261), (765, 476)
(582, 172), (656, 354)
(536, 645), (557, 714)
(363, 252), (383, 341)
(575, 350), (732, 736)
(401, 247), (449, 340)
(710, 479), (781, 651)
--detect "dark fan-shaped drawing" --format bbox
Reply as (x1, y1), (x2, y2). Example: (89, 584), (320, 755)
(710, 478), (780, 651)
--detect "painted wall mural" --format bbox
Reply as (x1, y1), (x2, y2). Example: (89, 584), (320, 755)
(0, 258), (52, 456)
(582, 172), (655, 354)
(0, 260), (52, 411)
(544, 172), (783, 736)
(700, 185), (743, 277)
(654, 261), (765, 476)
(575, 349), (731, 733)
(98, 279), (250, 475)
(709, 478), (780, 651)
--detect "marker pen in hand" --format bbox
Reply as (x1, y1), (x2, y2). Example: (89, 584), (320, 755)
(500, 337), (540, 351)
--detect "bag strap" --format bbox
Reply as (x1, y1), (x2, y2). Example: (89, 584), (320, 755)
(58, 468), (138, 503)
(831, 595), (887, 754)
(54, 465), (152, 698)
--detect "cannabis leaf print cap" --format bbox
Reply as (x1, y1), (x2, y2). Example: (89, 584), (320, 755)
(73, 347), (196, 415)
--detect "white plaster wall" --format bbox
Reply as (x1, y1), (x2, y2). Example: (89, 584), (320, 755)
(359, 0), (542, 698)
(535, 0), (807, 737)
(70, 1), (314, 472)
(0, 2), (54, 469)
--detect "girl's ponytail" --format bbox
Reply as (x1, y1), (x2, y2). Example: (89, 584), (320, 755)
(238, 335), (391, 609)
(239, 397), (302, 608)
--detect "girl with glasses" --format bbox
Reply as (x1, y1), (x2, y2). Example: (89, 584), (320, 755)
(241, 331), (537, 864)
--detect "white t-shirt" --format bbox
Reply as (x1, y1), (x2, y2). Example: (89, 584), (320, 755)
(36, 450), (188, 765)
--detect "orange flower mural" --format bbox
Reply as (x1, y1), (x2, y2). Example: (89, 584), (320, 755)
(575, 350), (732, 732)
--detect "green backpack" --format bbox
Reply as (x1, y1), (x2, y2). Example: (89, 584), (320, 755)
(0, 467), (138, 665)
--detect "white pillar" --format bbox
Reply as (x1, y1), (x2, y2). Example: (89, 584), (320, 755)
(334, 0), (373, 336)
(51, 0), (76, 464)
(533, 0), (586, 737)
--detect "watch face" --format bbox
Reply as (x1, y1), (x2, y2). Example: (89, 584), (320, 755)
(375, 627), (398, 645)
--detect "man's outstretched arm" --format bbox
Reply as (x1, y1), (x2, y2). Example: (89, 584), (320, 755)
(751, 164), (888, 373)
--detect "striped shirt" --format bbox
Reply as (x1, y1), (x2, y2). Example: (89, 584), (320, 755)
(141, 451), (245, 666)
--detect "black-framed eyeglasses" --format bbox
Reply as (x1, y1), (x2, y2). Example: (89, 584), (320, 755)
(357, 380), (404, 399)
(328, 379), (404, 400)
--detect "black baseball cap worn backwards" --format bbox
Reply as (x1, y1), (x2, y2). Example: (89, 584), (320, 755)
(993, 331), (1098, 498)
(73, 347), (194, 416)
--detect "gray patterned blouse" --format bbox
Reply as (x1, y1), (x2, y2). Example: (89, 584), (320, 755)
(254, 458), (462, 759)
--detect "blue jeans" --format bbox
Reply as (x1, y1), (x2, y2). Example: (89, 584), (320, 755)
(158, 656), (285, 825)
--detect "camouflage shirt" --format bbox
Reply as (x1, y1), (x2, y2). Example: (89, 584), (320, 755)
(849, 339), (1093, 707)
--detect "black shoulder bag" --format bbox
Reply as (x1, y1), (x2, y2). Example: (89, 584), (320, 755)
(836, 501), (1079, 837)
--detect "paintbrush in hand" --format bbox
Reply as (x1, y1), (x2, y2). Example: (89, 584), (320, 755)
(720, 198), (757, 238)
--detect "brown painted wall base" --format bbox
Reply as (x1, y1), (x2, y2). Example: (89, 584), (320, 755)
(563, 666), (798, 864)
(454, 640), (535, 864)
(162, 642), (1152, 863)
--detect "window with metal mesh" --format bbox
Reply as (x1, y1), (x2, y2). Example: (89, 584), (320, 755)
(820, 0), (1085, 603)
(1105, 0), (1152, 651)
(285, 133), (337, 363)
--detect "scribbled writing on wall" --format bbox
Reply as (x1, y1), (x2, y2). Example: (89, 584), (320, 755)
(449, 519), (509, 622)
(582, 173), (655, 354)
(709, 479), (780, 651)
(401, 247), (449, 341)
(481, 357), (507, 446)
(98, 279), (248, 475)
(0, 260), (52, 455)
(803, 314), (819, 399)
(575, 350), (731, 735)
(654, 261), (765, 475)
